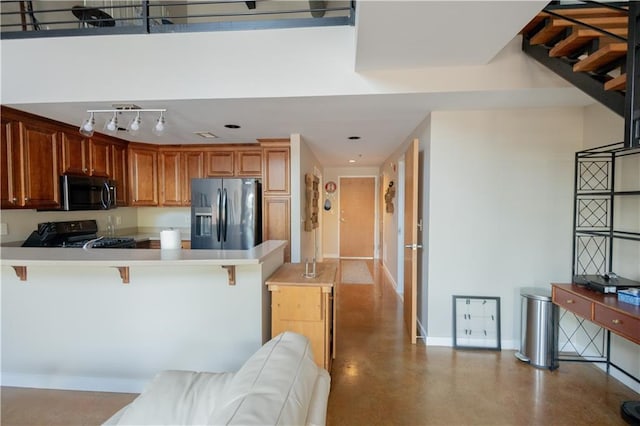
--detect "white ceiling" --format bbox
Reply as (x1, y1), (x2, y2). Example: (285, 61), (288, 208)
(3, 1), (596, 167)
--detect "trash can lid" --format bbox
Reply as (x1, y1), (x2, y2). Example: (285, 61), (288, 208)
(520, 287), (552, 301)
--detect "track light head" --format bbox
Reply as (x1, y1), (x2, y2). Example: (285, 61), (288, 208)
(153, 111), (166, 136)
(128, 112), (142, 134)
(79, 112), (95, 137)
(104, 112), (118, 133)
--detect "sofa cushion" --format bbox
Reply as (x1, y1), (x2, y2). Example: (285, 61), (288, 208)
(209, 331), (324, 425)
(107, 370), (234, 425)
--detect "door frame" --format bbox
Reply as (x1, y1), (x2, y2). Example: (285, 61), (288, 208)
(338, 175), (380, 259)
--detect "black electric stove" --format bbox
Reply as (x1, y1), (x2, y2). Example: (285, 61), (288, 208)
(22, 220), (136, 248)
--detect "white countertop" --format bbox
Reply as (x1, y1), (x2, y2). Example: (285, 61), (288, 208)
(0, 240), (287, 267)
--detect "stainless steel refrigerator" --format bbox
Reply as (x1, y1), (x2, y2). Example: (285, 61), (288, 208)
(191, 178), (262, 249)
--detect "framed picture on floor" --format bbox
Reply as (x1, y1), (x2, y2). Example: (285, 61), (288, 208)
(452, 295), (501, 351)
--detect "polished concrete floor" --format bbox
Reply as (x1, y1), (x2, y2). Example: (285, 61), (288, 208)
(2, 259), (638, 425)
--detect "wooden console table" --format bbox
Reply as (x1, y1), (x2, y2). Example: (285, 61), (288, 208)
(551, 283), (640, 382)
(266, 262), (337, 371)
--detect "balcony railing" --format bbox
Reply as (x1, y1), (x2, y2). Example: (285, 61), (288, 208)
(0, 0), (355, 39)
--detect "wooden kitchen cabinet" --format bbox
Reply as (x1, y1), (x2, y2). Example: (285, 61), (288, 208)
(15, 120), (60, 209)
(59, 131), (89, 176)
(1, 116), (21, 208)
(205, 150), (234, 177)
(236, 149), (262, 177)
(89, 136), (111, 178)
(111, 141), (128, 206)
(263, 147), (290, 195)
(267, 262), (337, 371)
(263, 197), (291, 262)
(159, 149), (204, 206)
(128, 144), (158, 206)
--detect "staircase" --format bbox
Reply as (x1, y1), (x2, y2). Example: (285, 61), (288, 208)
(521, 2), (635, 118)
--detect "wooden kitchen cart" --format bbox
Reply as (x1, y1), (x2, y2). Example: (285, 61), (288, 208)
(266, 262), (337, 371)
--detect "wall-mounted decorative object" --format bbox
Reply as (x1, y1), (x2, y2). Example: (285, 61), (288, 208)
(305, 173), (320, 231)
(452, 295), (501, 351)
(384, 181), (396, 213)
(323, 180), (337, 213)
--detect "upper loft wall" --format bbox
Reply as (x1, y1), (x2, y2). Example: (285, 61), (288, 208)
(1, 27), (584, 107)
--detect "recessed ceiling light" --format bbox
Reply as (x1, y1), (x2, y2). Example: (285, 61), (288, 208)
(348, 136), (360, 140)
(194, 131), (218, 139)
(348, 159), (356, 163)
(224, 124), (241, 129)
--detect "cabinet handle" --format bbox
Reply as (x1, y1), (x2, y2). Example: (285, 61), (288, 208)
(566, 299), (574, 304)
(83, 167), (88, 172)
(612, 319), (622, 325)
(24, 197), (30, 202)
(11, 197), (17, 203)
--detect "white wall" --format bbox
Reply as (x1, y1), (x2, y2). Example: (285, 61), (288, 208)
(426, 107), (583, 349)
(322, 166), (380, 259)
(299, 137), (323, 262)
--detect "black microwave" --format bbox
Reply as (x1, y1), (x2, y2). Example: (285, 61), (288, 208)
(60, 175), (117, 211)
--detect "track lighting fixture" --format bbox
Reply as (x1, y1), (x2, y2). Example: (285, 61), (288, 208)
(79, 112), (95, 137)
(79, 108), (167, 137)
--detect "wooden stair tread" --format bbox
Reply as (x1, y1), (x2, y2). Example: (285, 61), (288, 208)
(530, 16), (628, 45)
(549, 7), (626, 19)
(573, 43), (627, 72)
(604, 74), (626, 91)
(549, 28), (628, 57)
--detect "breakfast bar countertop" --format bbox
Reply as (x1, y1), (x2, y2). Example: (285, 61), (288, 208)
(0, 240), (287, 267)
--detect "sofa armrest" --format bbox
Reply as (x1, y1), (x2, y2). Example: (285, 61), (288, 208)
(305, 369), (331, 426)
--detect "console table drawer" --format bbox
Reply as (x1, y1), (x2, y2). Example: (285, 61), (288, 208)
(553, 287), (592, 319)
(593, 305), (640, 344)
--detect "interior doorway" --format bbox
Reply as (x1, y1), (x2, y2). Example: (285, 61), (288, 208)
(339, 177), (375, 258)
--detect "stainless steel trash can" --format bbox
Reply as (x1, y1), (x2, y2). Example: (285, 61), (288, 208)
(515, 287), (558, 369)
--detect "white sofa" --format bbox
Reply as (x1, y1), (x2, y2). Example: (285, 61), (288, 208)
(103, 332), (331, 425)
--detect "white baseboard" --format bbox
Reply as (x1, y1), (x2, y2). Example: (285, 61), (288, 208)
(323, 253), (339, 259)
(382, 262), (398, 291)
(425, 337), (518, 350)
(1, 372), (145, 393)
(593, 364), (640, 393)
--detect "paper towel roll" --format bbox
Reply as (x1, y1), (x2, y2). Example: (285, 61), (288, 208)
(160, 229), (181, 249)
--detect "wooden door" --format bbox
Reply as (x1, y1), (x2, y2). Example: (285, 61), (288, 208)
(403, 139), (419, 344)
(129, 146), (158, 206)
(159, 151), (182, 206)
(60, 131), (89, 176)
(339, 177), (375, 258)
(1, 117), (20, 208)
(89, 137), (111, 177)
(205, 150), (234, 177)
(182, 151), (204, 205)
(111, 142), (128, 206)
(19, 121), (60, 209)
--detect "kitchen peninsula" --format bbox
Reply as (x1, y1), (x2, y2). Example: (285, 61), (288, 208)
(0, 240), (286, 393)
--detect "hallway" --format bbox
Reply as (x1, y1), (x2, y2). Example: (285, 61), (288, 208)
(327, 260), (638, 425)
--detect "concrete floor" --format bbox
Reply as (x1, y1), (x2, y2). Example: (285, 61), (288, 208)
(2, 259), (638, 425)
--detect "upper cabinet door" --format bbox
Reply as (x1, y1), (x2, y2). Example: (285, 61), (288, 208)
(182, 151), (204, 205)
(1, 117), (20, 208)
(89, 137), (111, 177)
(129, 146), (158, 206)
(205, 150), (234, 177)
(236, 150), (262, 177)
(263, 147), (290, 195)
(60, 131), (89, 176)
(159, 151), (182, 206)
(111, 142), (128, 206)
(19, 121), (60, 209)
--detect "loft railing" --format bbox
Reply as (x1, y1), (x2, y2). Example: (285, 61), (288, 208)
(0, 0), (355, 39)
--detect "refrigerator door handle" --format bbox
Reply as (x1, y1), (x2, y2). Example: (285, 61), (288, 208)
(222, 188), (228, 242)
(216, 188), (222, 242)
